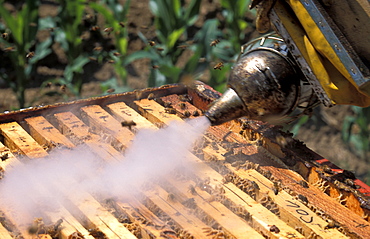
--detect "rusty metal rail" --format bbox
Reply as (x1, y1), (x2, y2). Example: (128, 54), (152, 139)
(0, 82), (369, 238)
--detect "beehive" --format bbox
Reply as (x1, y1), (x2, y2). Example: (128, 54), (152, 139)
(0, 82), (369, 239)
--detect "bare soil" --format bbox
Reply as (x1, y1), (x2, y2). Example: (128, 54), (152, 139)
(0, 0), (368, 183)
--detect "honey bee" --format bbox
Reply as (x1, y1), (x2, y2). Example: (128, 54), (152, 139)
(179, 94), (191, 102)
(163, 102), (172, 108)
(324, 220), (340, 229)
(298, 180), (309, 188)
(107, 59), (115, 63)
(152, 65), (159, 69)
(178, 102), (186, 110)
(183, 110), (191, 118)
(84, 14), (94, 21)
(119, 22), (125, 28)
(93, 46), (103, 51)
(192, 110), (200, 117)
(273, 42), (281, 50)
(148, 40), (156, 46)
(210, 39), (220, 47)
(140, 25), (149, 29)
(272, 182), (280, 195)
(198, 58), (206, 63)
(213, 62), (224, 70)
(29, 22), (38, 27)
(45, 82), (52, 88)
(60, 84), (67, 92)
(0, 153), (9, 161)
(3, 46), (16, 52)
(26, 51), (35, 59)
(106, 88), (115, 93)
(297, 194), (308, 204)
(104, 27), (114, 33)
(147, 93), (155, 100)
(2, 32), (8, 39)
(165, 107), (177, 114)
(167, 193), (176, 202)
(177, 45), (188, 49)
(156, 47), (164, 52)
(121, 120), (137, 130)
(90, 25), (100, 31)
(269, 225), (280, 233)
(113, 52), (121, 56)
(188, 185), (197, 195)
(48, 27), (56, 32)
(103, 27), (113, 36)
(89, 57), (97, 61)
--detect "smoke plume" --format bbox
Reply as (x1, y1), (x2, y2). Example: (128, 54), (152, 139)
(0, 116), (210, 231)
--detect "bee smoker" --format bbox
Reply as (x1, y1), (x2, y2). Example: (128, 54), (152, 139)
(205, 34), (320, 125)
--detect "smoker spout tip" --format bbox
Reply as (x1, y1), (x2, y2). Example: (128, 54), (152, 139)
(204, 88), (249, 126)
(204, 112), (218, 126)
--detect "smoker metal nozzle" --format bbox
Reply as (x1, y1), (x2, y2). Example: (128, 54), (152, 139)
(205, 88), (249, 126)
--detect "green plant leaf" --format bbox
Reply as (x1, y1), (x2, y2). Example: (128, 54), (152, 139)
(0, 4), (22, 44)
(159, 65), (181, 84)
(123, 51), (161, 65)
(167, 27), (185, 49)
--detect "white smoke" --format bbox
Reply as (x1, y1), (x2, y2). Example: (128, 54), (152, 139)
(0, 116), (210, 231)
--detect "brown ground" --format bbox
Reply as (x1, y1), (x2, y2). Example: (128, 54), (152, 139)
(0, 0), (369, 183)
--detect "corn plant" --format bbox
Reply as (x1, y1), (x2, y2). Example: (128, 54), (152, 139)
(49, 0), (90, 98)
(90, 0), (132, 93)
(0, 0), (51, 108)
(125, 0), (255, 91)
(342, 106), (370, 160)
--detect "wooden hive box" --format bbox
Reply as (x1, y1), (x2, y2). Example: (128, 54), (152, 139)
(0, 82), (369, 239)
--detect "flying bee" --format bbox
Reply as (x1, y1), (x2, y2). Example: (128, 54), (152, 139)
(177, 45), (188, 49)
(106, 88), (115, 93)
(198, 57), (206, 63)
(140, 25), (149, 29)
(90, 25), (100, 31)
(148, 40), (156, 46)
(156, 47), (164, 52)
(2, 32), (8, 40)
(29, 22), (37, 27)
(107, 59), (115, 63)
(210, 39), (220, 47)
(93, 46), (103, 51)
(152, 65), (159, 69)
(60, 84), (67, 92)
(119, 22), (125, 28)
(3, 46), (16, 52)
(121, 120), (136, 130)
(26, 51), (35, 59)
(45, 82), (52, 88)
(104, 27), (114, 33)
(113, 52), (121, 56)
(213, 62), (224, 70)
(89, 56), (97, 61)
